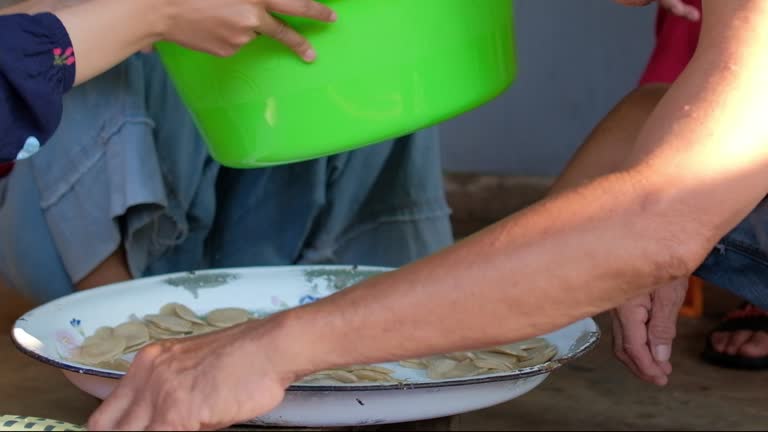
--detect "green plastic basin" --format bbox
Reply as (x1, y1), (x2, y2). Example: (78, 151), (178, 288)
(155, 0), (517, 168)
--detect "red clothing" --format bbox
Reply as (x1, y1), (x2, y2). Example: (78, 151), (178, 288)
(0, 162), (12, 177)
(638, 0), (702, 85)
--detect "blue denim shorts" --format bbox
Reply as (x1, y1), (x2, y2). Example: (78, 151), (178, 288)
(694, 197), (768, 309)
(0, 54), (453, 303)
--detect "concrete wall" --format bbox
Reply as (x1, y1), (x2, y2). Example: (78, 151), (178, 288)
(440, 0), (657, 176)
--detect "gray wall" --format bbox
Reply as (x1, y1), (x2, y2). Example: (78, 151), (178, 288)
(440, 0), (657, 176)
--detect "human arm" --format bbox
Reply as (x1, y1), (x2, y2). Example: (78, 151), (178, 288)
(89, 1), (768, 429)
(549, 84), (669, 194)
(609, 0), (704, 387)
(550, 0), (700, 192)
(283, 0), (768, 373)
(622, 0), (700, 21)
(548, 83), (689, 387)
(28, 0), (336, 86)
(0, 0), (335, 166)
(658, 0), (700, 22)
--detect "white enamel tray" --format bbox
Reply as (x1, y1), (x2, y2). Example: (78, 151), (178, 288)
(12, 265), (600, 427)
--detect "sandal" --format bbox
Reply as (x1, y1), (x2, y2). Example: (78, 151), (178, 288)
(701, 303), (768, 370)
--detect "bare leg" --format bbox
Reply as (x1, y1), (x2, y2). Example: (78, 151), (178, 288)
(75, 248), (132, 290)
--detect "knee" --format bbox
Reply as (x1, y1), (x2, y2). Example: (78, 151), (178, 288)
(0, 168), (74, 303)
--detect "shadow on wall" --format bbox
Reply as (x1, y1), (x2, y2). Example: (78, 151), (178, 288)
(440, 0), (657, 176)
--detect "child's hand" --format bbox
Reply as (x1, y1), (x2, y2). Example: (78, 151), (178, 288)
(614, 0), (699, 22)
(163, 0), (337, 61)
(658, 0), (699, 21)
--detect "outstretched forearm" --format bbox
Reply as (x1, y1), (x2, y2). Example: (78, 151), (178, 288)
(55, 0), (166, 86)
(264, 0), (768, 383)
(274, 167), (691, 378)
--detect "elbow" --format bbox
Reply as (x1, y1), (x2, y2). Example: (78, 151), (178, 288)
(661, 235), (713, 283)
(638, 236), (704, 288)
(632, 187), (723, 285)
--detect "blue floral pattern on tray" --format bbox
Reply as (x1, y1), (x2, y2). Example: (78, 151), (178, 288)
(299, 295), (319, 305)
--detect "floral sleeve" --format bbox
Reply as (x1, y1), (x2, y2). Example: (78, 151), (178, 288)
(0, 12), (76, 171)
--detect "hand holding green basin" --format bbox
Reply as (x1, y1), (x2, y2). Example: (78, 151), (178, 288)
(155, 0), (517, 168)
